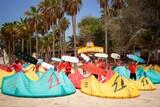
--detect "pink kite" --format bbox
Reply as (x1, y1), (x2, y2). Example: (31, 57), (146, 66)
(0, 65), (12, 72)
(68, 70), (83, 89)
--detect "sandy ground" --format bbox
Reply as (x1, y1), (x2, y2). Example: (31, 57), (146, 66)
(0, 58), (160, 107)
(0, 85), (160, 107)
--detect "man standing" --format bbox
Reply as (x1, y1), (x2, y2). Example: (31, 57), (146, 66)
(128, 61), (137, 80)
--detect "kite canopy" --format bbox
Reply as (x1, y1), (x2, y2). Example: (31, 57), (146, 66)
(51, 57), (62, 62)
(111, 53), (120, 59)
(61, 55), (79, 63)
(114, 66), (156, 90)
(153, 65), (160, 72)
(95, 53), (108, 58)
(14, 51), (38, 64)
(37, 59), (44, 64)
(81, 73), (140, 98)
(68, 71), (83, 89)
(114, 66), (130, 79)
(127, 54), (145, 63)
(82, 63), (106, 76)
(146, 69), (160, 84)
(41, 62), (54, 69)
(80, 54), (90, 62)
(0, 65), (12, 72)
(0, 69), (15, 92)
(131, 77), (156, 91)
(2, 69), (76, 97)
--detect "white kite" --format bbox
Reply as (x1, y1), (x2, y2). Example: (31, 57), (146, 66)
(111, 53), (120, 59)
(61, 55), (79, 63)
(80, 53), (90, 62)
(95, 53), (108, 58)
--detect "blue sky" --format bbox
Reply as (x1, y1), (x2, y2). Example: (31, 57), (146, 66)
(0, 0), (101, 38)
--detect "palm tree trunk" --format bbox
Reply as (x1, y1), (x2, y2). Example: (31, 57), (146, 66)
(8, 41), (11, 62)
(27, 40), (29, 54)
(63, 32), (66, 54)
(52, 25), (55, 57)
(21, 39), (24, 52)
(35, 31), (39, 57)
(45, 48), (49, 62)
(59, 20), (63, 56)
(2, 49), (6, 64)
(147, 52), (151, 65)
(29, 35), (32, 55)
(12, 39), (15, 54)
(2, 53), (5, 64)
(60, 33), (63, 55)
(11, 39), (15, 62)
(72, 15), (77, 56)
(103, 6), (109, 70)
(104, 7), (108, 54)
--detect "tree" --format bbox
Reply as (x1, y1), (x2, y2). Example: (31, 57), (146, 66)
(25, 6), (41, 57)
(67, 35), (81, 50)
(18, 18), (32, 53)
(97, 0), (126, 54)
(97, 0), (109, 54)
(39, 0), (62, 57)
(1, 21), (19, 61)
(59, 17), (70, 54)
(64, 0), (82, 56)
(118, 0), (160, 63)
(39, 33), (53, 62)
(78, 16), (104, 46)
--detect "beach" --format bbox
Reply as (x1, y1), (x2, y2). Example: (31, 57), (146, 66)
(0, 85), (160, 107)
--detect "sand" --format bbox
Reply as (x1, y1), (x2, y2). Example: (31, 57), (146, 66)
(0, 57), (160, 107)
(0, 85), (160, 107)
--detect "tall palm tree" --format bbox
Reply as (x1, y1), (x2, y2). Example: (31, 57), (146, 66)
(18, 18), (31, 53)
(39, 0), (61, 57)
(25, 6), (41, 57)
(1, 21), (19, 61)
(97, 0), (125, 54)
(59, 17), (70, 54)
(111, 0), (126, 17)
(97, 0), (109, 54)
(64, 0), (82, 56)
(39, 33), (53, 62)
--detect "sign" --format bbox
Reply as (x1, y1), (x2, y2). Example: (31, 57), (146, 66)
(78, 41), (104, 54)
(86, 41), (94, 47)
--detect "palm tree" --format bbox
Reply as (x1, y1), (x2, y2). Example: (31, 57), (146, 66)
(39, 0), (61, 57)
(39, 33), (53, 62)
(97, 0), (125, 54)
(64, 0), (82, 56)
(25, 6), (41, 57)
(18, 18), (31, 53)
(97, 0), (109, 55)
(59, 17), (70, 54)
(1, 21), (19, 62)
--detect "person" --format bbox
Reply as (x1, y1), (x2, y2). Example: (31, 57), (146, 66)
(115, 59), (123, 66)
(58, 61), (72, 76)
(12, 59), (23, 72)
(3, 49), (9, 64)
(128, 61), (137, 80)
(57, 61), (65, 72)
(32, 52), (37, 59)
(65, 62), (72, 76)
(96, 59), (105, 70)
